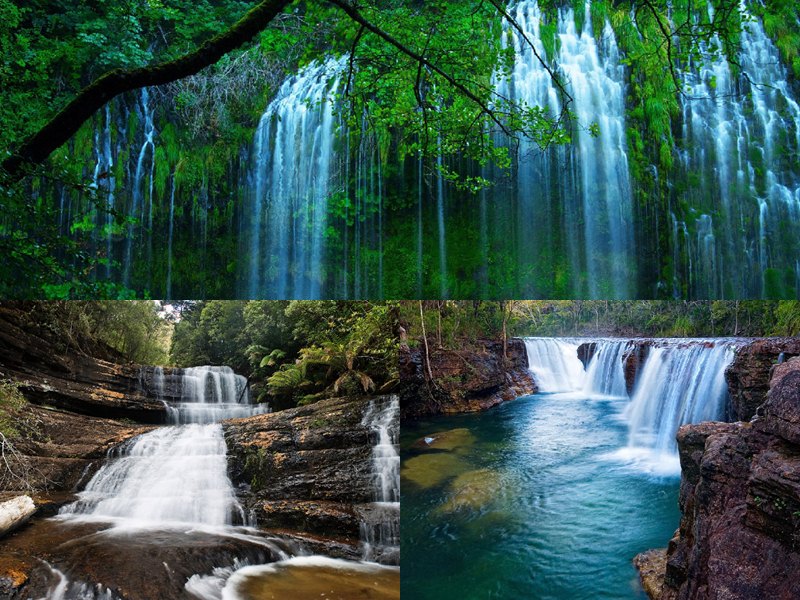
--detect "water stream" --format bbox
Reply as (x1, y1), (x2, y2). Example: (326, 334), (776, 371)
(402, 337), (742, 599)
(360, 396), (401, 564)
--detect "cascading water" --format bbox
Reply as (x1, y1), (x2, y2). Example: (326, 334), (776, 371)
(360, 396), (400, 565)
(91, 104), (115, 279)
(581, 340), (628, 398)
(245, 57), (345, 299)
(124, 87), (157, 288)
(523, 338), (585, 392)
(675, 1), (800, 298)
(522, 337), (742, 473)
(58, 365), (268, 528)
(497, 0), (635, 298)
(624, 341), (736, 456)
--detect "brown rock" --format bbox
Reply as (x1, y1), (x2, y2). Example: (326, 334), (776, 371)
(640, 353), (800, 600)
(399, 338), (537, 419)
(634, 549), (667, 599)
(725, 338), (800, 421)
(223, 396), (379, 544)
(0, 306), (166, 423)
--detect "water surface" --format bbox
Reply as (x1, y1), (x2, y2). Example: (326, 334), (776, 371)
(401, 392), (681, 600)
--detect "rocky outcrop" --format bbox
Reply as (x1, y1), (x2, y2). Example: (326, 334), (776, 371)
(399, 338), (537, 419)
(223, 396), (378, 557)
(0, 307), (166, 423)
(7, 405), (153, 496)
(636, 357), (800, 600)
(725, 337), (800, 421)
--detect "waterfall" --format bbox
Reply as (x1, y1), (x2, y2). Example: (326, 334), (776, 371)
(498, 0), (635, 298)
(436, 139), (448, 298)
(246, 57), (345, 299)
(523, 338), (585, 392)
(582, 340), (628, 398)
(59, 365), (267, 529)
(360, 396), (400, 564)
(166, 176), (176, 300)
(624, 341), (736, 455)
(522, 337), (742, 469)
(91, 104), (115, 279)
(123, 88), (156, 288)
(523, 337), (629, 395)
(676, 1), (800, 298)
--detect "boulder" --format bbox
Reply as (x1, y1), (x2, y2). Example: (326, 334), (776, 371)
(223, 396), (379, 547)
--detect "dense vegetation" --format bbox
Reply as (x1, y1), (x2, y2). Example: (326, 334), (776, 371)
(402, 300), (800, 351)
(0, 301), (398, 410)
(1, 0), (797, 298)
(170, 300), (399, 409)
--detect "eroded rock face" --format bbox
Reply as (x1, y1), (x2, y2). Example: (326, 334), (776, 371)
(9, 405), (153, 495)
(0, 307), (166, 423)
(637, 357), (800, 600)
(725, 338), (800, 421)
(223, 396), (378, 557)
(399, 338), (537, 419)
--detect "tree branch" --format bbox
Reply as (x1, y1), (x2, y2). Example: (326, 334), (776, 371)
(1, 0), (293, 184)
(326, 0), (514, 138)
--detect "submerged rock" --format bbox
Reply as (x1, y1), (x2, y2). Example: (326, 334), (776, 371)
(223, 556), (400, 600)
(410, 428), (476, 452)
(401, 452), (468, 489)
(437, 469), (502, 514)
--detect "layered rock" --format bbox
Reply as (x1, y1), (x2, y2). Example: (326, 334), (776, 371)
(636, 357), (800, 600)
(399, 338), (537, 419)
(7, 405), (152, 496)
(223, 396), (379, 558)
(725, 337), (800, 421)
(0, 306), (166, 423)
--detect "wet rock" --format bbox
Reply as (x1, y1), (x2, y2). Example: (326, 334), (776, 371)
(623, 343), (652, 395)
(410, 428), (475, 452)
(255, 500), (361, 540)
(634, 549), (667, 600)
(223, 396), (378, 545)
(399, 338), (537, 419)
(637, 355), (800, 600)
(577, 342), (597, 368)
(725, 338), (800, 421)
(0, 519), (290, 600)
